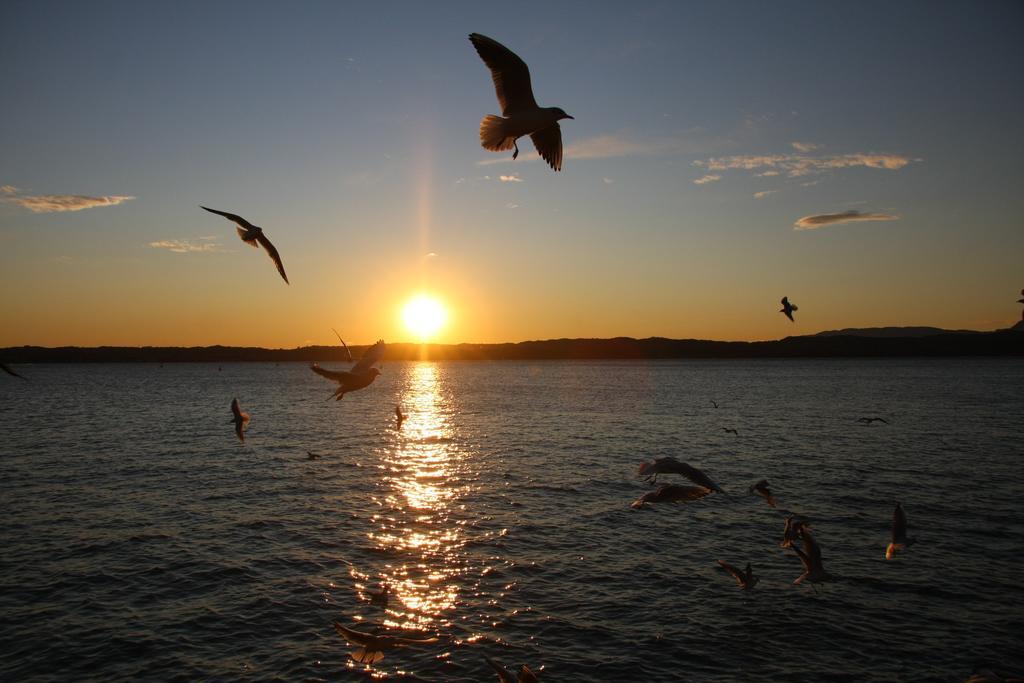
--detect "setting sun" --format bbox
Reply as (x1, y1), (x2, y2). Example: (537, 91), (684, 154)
(402, 295), (447, 341)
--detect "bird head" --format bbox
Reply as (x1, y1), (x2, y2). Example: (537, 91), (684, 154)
(552, 107), (574, 121)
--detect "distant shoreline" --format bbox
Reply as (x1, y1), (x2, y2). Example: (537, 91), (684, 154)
(3, 329), (1021, 363)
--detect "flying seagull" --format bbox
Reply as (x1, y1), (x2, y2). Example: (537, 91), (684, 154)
(310, 339), (385, 400)
(331, 328), (354, 362)
(0, 362), (27, 380)
(631, 484), (713, 509)
(780, 517), (808, 549)
(230, 398), (249, 442)
(780, 296), (798, 322)
(710, 400), (719, 409)
(332, 621), (438, 664)
(469, 33), (574, 171)
(201, 206), (289, 284)
(395, 405), (405, 429)
(637, 457), (725, 492)
(885, 502), (916, 560)
(722, 427), (738, 436)
(307, 451), (322, 460)
(792, 525), (833, 586)
(857, 417), (889, 425)
(717, 560), (759, 590)
(749, 479), (777, 507)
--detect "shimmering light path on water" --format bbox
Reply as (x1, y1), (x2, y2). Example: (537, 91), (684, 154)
(1, 359), (1022, 681)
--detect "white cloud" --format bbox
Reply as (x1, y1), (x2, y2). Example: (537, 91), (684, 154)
(7, 193), (135, 213)
(149, 239), (222, 253)
(693, 174), (721, 185)
(1, 185), (19, 195)
(793, 210), (900, 230)
(499, 174), (523, 182)
(754, 190), (777, 199)
(695, 152), (915, 177)
(791, 141), (819, 152)
(505, 202), (519, 209)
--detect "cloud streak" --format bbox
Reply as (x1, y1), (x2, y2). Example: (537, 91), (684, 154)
(693, 174), (721, 185)
(793, 210), (899, 230)
(499, 174), (523, 182)
(149, 238), (221, 253)
(5, 192), (135, 213)
(695, 152), (914, 177)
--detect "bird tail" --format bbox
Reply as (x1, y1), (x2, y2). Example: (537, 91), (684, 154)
(351, 648), (384, 664)
(479, 115), (517, 152)
(885, 542), (903, 560)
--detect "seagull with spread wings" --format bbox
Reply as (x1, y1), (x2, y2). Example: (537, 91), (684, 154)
(792, 525), (833, 586)
(230, 398), (249, 442)
(332, 621), (438, 664)
(780, 296), (798, 322)
(310, 339), (385, 400)
(630, 484), (713, 509)
(637, 457), (725, 492)
(717, 560), (759, 590)
(469, 33), (574, 171)
(201, 206), (289, 284)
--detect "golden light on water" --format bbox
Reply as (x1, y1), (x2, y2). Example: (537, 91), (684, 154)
(401, 295), (447, 342)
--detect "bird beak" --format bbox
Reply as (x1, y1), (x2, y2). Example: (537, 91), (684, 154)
(565, 114), (575, 120)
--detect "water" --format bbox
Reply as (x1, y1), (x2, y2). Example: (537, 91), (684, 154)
(1, 359), (1022, 681)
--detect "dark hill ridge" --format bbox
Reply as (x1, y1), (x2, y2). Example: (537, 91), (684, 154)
(2, 328), (1021, 363)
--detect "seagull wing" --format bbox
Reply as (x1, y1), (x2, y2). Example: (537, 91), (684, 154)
(202, 206), (257, 231)
(332, 622), (371, 647)
(352, 339), (386, 374)
(309, 363), (350, 383)
(530, 124), (564, 171)
(469, 33), (538, 115)
(382, 634), (439, 646)
(485, 657), (517, 683)
(1, 363), (27, 380)
(717, 560), (745, 586)
(784, 309), (795, 322)
(518, 665), (540, 683)
(231, 398), (243, 418)
(892, 504), (907, 543)
(254, 230), (289, 284)
(332, 329), (354, 362)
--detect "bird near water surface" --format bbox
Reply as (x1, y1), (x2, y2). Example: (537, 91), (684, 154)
(310, 339), (386, 400)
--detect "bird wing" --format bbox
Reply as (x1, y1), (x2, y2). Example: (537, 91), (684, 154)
(518, 665), (540, 683)
(231, 398), (243, 418)
(309, 363), (350, 383)
(530, 124), (564, 171)
(485, 657), (517, 683)
(717, 560), (745, 585)
(469, 33), (538, 115)
(395, 405), (403, 419)
(892, 504), (907, 542)
(253, 231), (289, 284)
(332, 329), (354, 362)
(792, 544), (813, 572)
(352, 339), (386, 374)
(783, 309), (795, 322)
(333, 622), (371, 646)
(384, 634), (439, 646)
(202, 206), (257, 231)
(1, 363), (27, 380)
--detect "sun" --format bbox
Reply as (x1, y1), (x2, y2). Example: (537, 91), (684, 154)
(401, 294), (447, 341)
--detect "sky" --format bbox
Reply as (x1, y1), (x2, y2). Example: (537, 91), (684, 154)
(1, 0), (1022, 347)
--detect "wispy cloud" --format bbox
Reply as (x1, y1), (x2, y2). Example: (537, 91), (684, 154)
(499, 174), (523, 183)
(754, 190), (777, 199)
(693, 174), (721, 185)
(695, 152), (915, 178)
(602, 177), (614, 184)
(5, 191), (135, 213)
(149, 237), (222, 253)
(505, 202), (519, 209)
(791, 141), (819, 152)
(793, 210), (900, 230)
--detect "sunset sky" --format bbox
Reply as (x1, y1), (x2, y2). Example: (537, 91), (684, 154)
(2, 0), (1022, 347)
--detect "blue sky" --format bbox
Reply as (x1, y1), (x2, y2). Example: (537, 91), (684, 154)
(1, 0), (1022, 346)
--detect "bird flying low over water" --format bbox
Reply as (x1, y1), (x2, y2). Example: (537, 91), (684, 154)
(201, 206), (289, 284)
(332, 621), (438, 664)
(631, 484), (713, 509)
(780, 517), (808, 548)
(780, 296), (798, 322)
(857, 417), (889, 425)
(792, 525), (833, 586)
(366, 581), (390, 607)
(469, 33), (573, 171)
(0, 362), (27, 380)
(717, 560), (759, 590)
(486, 657), (540, 682)
(710, 400), (719, 409)
(750, 479), (777, 507)
(230, 398), (249, 442)
(310, 339), (385, 400)
(637, 457), (725, 492)
(721, 427), (738, 436)
(395, 405), (405, 429)
(886, 502), (916, 560)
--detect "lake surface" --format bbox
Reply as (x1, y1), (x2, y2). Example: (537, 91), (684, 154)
(1, 359), (1023, 682)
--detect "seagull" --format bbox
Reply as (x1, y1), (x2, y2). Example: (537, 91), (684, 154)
(792, 525), (833, 586)
(710, 400), (719, 409)
(1018, 288), (1024, 305)
(306, 451), (322, 460)
(780, 517), (808, 548)
(332, 621), (438, 664)
(717, 560), (759, 590)
(885, 502), (916, 560)
(486, 657), (540, 683)
(366, 581), (390, 607)
(331, 328), (354, 363)
(1, 362), (27, 380)
(780, 296), (798, 322)
(310, 339), (385, 400)
(469, 33), (574, 171)
(230, 398), (249, 442)
(721, 427), (738, 436)
(749, 479), (777, 507)
(857, 417), (889, 425)
(201, 206), (289, 284)
(637, 457), (725, 492)
(631, 484), (713, 509)
(395, 405), (405, 429)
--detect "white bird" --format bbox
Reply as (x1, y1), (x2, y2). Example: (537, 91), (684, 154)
(780, 296), (798, 322)
(469, 33), (574, 171)
(637, 457), (725, 492)
(310, 339), (385, 400)
(201, 206), (289, 284)
(230, 398), (249, 442)
(631, 484), (713, 509)
(717, 560), (759, 590)
(332, 621), (438, 664)
(885, 502), (916, 560)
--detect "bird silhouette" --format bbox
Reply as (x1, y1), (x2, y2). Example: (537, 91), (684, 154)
(885, 502), (916, 560)
(201, 206), (289, 284)
(780, 296), (798, 322)
(780, 517), (808, 548)
(721, 427), (738, 436)
(1, 362), (27, 380)
(486, 657), (541, 682)
(230, 398), (249, 442)
(310, 339), (385, 400)
(749, 479), (777, 507)
(631, 484), (713, 509)
(395, 405), (405, 429)
(637, 457), (725, 492)
(469, 33), (573, 171)
(332, 621), (438, 664)
(792, 525), (833, 586)
(717, 560), (759, 590)
(857, 417), (889, 425)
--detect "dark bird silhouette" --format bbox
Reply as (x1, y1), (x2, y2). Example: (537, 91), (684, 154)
(631, 484), (713, 509)
(332, 621), (438, 664)
(230, 398), (249, 442)
(469, 33), (574, 171)
(792, 525), (833, 586)
(1019, 288), (1024, 320)
(780, 296), (798, 322)
(306, 451), (322, 460)
(857, 417), (889, 425)
(367, 582), (390, 607)
(749, 479), (777, 507)
(1, 362), (27, 380)
(310, 339), (385, 400)
(717, 560), (759, 590)
(395, 405), (405, 429)
(201, 206), (289, 284)
(721, 427), (738, 436)
(637, 457), (725, 492)
(331, 328), (354, 362)
(780, 517), (808, 548)
(886, 502), (916, 560)
(486, 657), (540, 683)
(710, 400), (719, 409)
